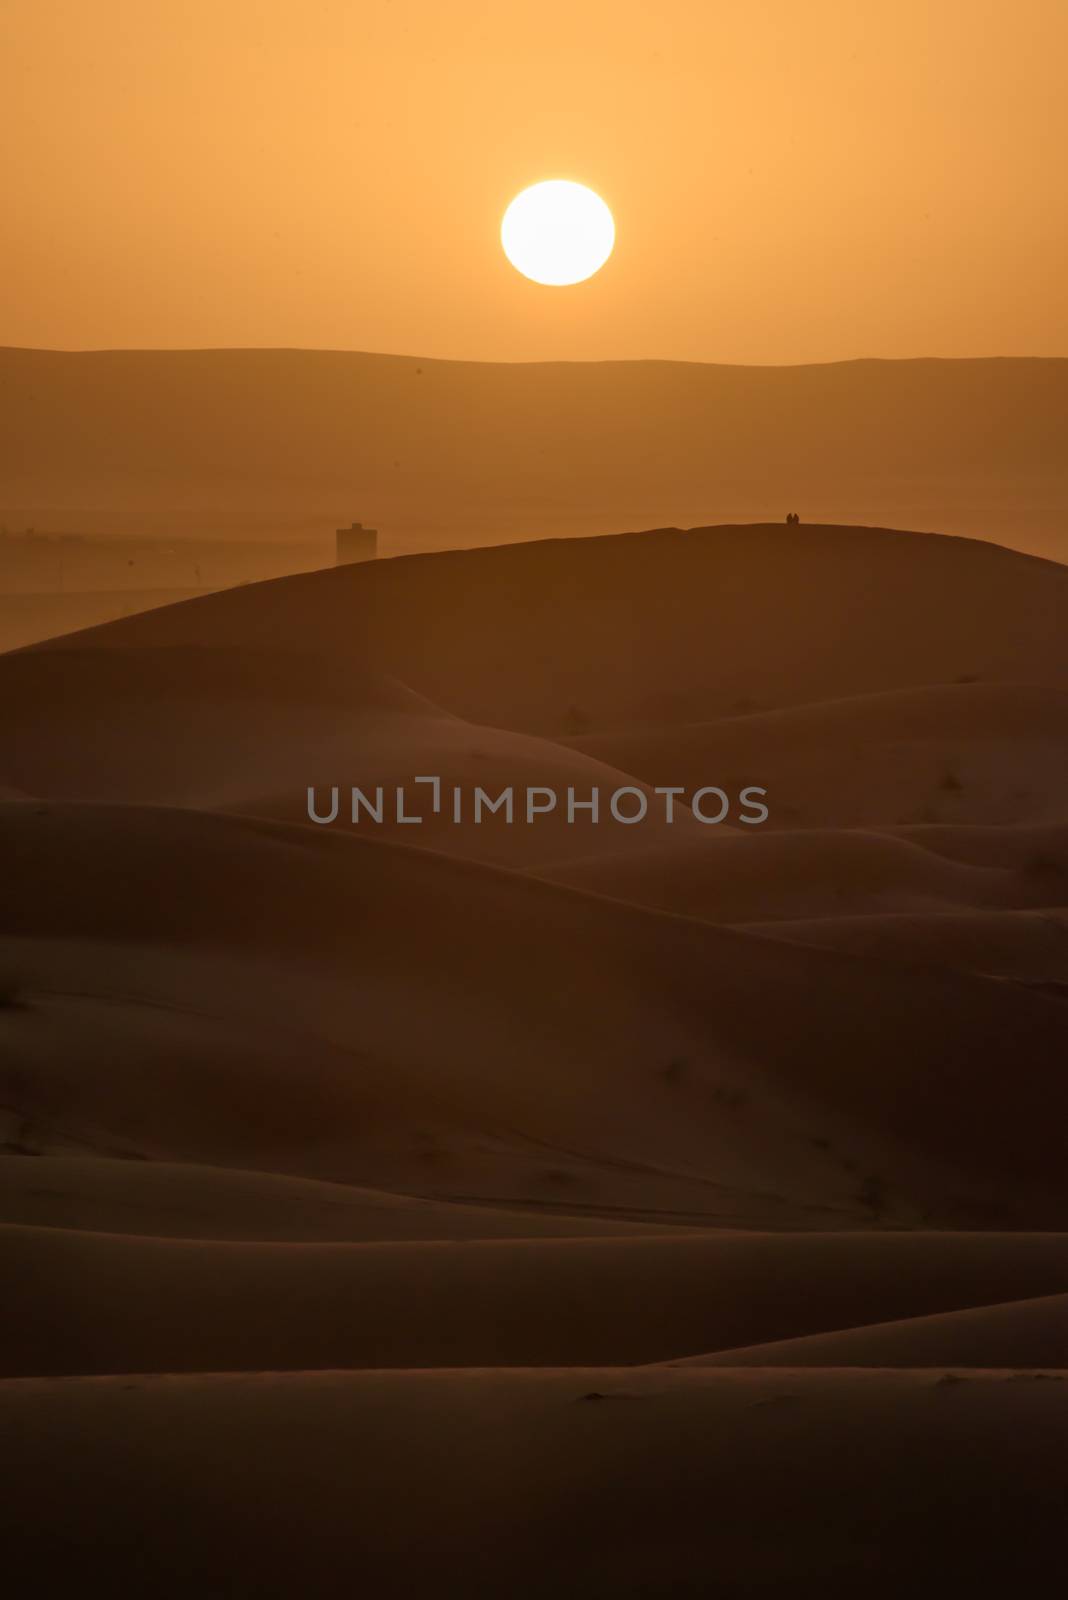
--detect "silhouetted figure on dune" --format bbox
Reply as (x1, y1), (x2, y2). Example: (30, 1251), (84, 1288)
(785, 511), (801, 524)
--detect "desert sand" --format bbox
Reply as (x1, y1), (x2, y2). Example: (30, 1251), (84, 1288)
(3, 1368), (1068, 1597)
(2, 520), (1067, 1592)
(665, 1290), (1068, 1369)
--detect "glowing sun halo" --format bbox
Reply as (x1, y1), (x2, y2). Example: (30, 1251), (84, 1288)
(501, 180), (615, 286)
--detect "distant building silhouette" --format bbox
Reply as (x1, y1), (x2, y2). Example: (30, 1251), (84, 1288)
(335, 522), (378, 564)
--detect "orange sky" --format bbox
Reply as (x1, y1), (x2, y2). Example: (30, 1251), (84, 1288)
(3, 0), (1066, 363)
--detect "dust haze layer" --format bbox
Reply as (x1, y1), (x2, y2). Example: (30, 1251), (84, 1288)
(2, 349), (1067, 558)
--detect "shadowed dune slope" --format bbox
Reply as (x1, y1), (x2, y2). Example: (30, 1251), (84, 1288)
(0, 1156), (675, 1242)
(0, 645), (701, 864)
(569, 681), (1068, 828)
(576, 680), (1068, 754)
(666, 1291), (1068, 1369)
(2, 1369), (1068, 1596)
(4, 802), (1068, 1224)
(5, 523), (1068, 740)
(2, 526), (1065, 865)
(4, 1225), (1068, 1378)
(739, 908), (1068, 983)
(885, 817), (1068, 868)
(535, 828), (1030, 923)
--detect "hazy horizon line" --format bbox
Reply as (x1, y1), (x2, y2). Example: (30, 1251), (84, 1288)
(3, 345), (1067, 372)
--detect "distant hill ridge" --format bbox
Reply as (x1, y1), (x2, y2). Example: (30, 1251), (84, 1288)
(1, 348), (1066, 557)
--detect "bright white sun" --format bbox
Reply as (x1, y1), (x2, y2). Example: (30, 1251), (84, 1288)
(501, 180), (615, 286)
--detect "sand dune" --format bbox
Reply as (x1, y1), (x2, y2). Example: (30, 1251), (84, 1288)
(580, 680), (1068, 748)
(569, 681), (1068, 828)
(535, 827), (1024, 922)
(2, 1368), (1067, 1596)
(1, 515), (1066, 1590)
(667, 1291), (1068, 1369)
(0, 1155), (674, 1242)
(0, 645), (700, 864)
(6, 523), (1068, 740)
(0, 587), (205, 654)
(5, 802), (1068, 1225)
(4, 526), (1066, 876)
(4, 1224), (1068, 1378)
(885, 817), (1068, 870)
(739, 907), (1068, 982)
